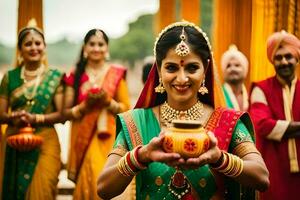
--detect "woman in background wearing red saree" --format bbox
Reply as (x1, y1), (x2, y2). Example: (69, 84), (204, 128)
(63, 29), (130, 199)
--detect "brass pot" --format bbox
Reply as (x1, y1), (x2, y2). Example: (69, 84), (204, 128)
(6, 125), (43, 151)
(162, 120), (210, 158)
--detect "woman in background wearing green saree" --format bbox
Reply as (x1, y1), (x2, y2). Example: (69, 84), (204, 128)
(0, 24), (64, 200)
(97, 21), (269, 200)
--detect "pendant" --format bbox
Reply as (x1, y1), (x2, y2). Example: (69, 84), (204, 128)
(172, 170), (186, 188)
(168, 169), (192, 199)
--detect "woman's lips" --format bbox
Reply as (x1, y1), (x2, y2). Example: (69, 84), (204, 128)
(173, 85), (190, 92)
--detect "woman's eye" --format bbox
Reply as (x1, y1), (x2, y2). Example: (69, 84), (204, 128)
(24, 41), (32, 47)
(186, 64), (200, 73)
(165, 64), (178, 72)
(98, 42), (104, 47)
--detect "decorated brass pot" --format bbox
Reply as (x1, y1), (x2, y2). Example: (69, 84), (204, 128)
(7, 125), (43, 151)
(162, 120), (210, 158)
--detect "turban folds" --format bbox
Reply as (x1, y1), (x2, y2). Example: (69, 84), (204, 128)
(267, 31), (300, 64)
(221, 45), (249, 77)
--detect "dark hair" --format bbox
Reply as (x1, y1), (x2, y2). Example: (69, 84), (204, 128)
(73, 29), (109, 104)
(155, 26), (211, 68)
(142, 62), (153, 84)
(18, 27), (45, 50)
(155, 25), (213, 106)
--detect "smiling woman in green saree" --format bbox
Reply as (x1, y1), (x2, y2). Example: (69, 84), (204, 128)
(0, 24), (64, 200)
(97, 21), (269, 200)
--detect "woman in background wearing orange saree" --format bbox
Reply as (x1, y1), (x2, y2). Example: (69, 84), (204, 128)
(63, 29), (130, 199)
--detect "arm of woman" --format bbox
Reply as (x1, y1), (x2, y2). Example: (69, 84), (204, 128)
(183, 121), (269, 192)
(61, 85), (80, 121)
(228, 121), (269, 191)
(0, 97), (10, 124)
(97, 131), (183, 199)
(0, 74), (10, 124)
(0, 74), (24, 125)
(97, 154), (135, 199)
(107, 79), (131, 114)
(20, 83), (66, 125)
(233, 144), (269, 191)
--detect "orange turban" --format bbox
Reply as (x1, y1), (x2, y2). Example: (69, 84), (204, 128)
(266, 30), (300, 64)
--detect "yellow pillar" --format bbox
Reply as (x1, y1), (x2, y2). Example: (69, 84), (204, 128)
(156, 0), (176, 33)
(180, 0), (200, 24)
(18, 0), (43, 31)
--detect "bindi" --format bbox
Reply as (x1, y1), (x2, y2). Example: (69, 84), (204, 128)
(180, 60), (184, 66)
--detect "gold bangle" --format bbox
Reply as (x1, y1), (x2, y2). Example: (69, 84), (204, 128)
(219, 152), (244, 177)
(233, 142), (261, 158)
(35, 114), (45, 123)
(71, 105), (82, 119)
(117, 153), (137, 177)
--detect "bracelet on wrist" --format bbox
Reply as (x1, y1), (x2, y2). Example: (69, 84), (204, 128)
(210, 151), (224, 168)
(35, 114), (45, 124)
(117, 145), (148, 177)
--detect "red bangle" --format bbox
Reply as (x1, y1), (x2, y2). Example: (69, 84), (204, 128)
(132, 145), (147, 170)
(126, 151), (138, 172)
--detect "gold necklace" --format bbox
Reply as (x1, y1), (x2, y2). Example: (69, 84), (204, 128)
(160, 100), (204, 126)
(20, 65), (45, 106)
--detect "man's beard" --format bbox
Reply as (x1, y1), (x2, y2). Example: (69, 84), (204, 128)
(275, 63), (295, 81)
(225, 77), (244, 85)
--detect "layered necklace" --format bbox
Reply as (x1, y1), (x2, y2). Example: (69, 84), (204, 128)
(20, 64), (45, 106)
(160, 100), (204, 126)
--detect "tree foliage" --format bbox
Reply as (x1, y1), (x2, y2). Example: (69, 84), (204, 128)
(110, 14), (155, 67)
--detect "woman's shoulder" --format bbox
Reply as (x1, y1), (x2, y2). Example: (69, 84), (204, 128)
(46, 67), (63, 76)
(109, 63), (127, 70)
(63, 68), (76, 85)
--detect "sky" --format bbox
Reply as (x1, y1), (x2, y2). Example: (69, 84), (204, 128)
(0, 0), (159, 46)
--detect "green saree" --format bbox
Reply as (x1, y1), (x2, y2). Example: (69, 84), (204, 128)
(0, 67), (63, 200)
(112, 108), (254, 200)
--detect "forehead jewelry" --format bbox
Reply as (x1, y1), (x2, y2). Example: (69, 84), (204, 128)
(95, 30), (102, 38)
(175, 27), (190, 57)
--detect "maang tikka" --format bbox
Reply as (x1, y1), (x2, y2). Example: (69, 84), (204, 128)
(175, 27), (190, 57)
(155, 78), (165, 93)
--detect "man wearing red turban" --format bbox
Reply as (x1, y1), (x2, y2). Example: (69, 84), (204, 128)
(249, 31), (300, 200)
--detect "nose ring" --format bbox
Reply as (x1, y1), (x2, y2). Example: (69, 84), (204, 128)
(184, 77), (189, 82)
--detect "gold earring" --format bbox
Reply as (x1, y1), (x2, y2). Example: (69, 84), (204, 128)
(105, 52), (110, 60)
(17, 55), (24, 65)
(199, 78), (208, 95)
(155, 78), (165, 93)
(83, 52), (88, 59)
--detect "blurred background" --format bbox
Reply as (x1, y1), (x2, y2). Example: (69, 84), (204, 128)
(1, 0), (300, 199)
